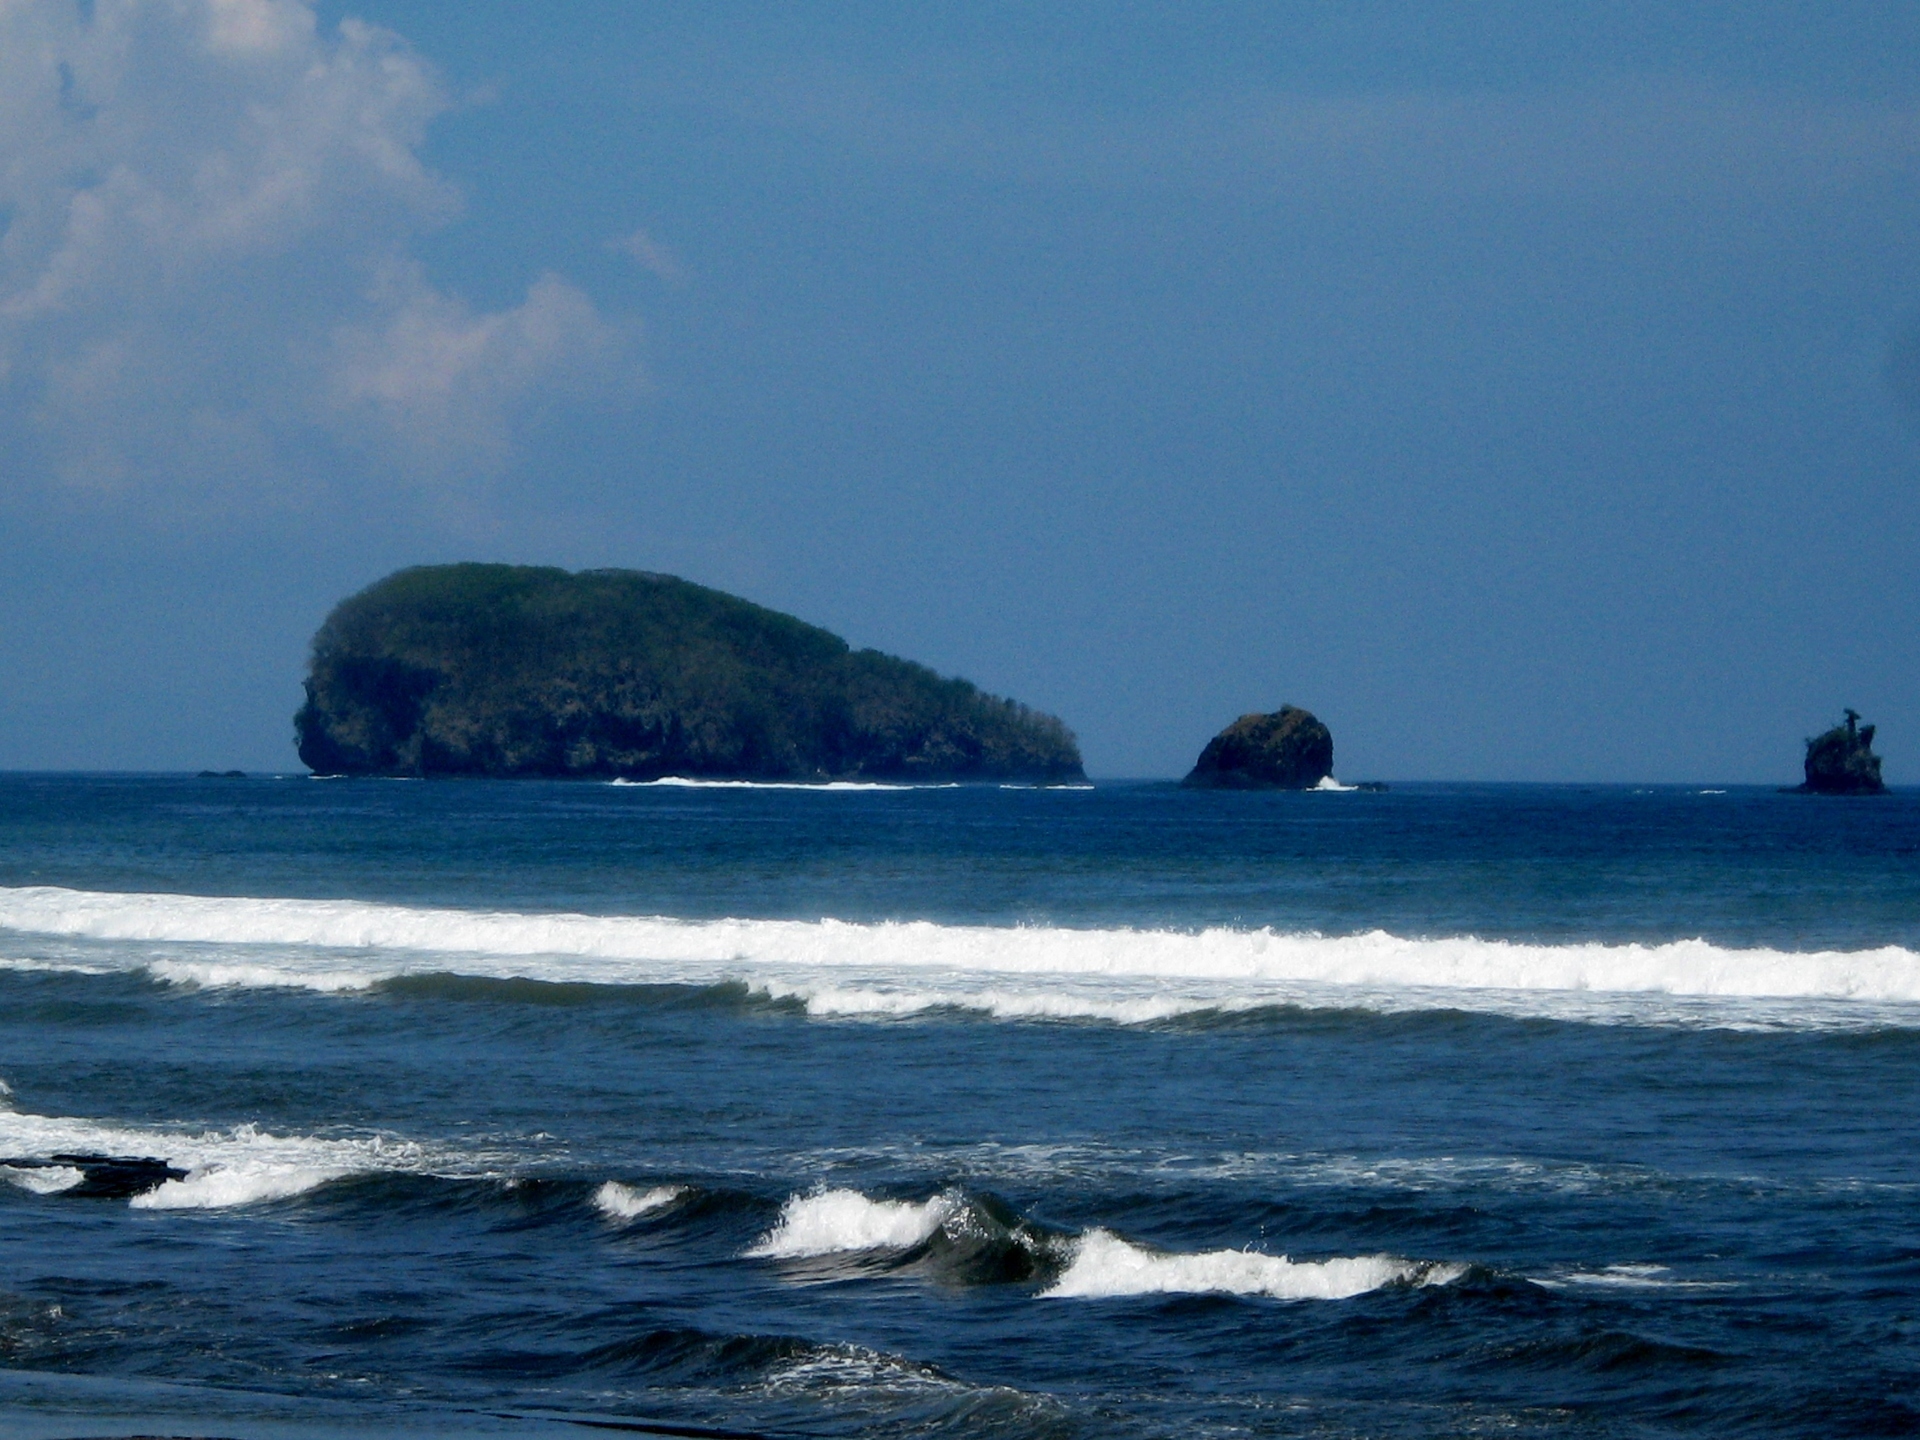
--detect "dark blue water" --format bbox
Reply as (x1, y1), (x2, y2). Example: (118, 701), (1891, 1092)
(2, 775), (1918, 1438)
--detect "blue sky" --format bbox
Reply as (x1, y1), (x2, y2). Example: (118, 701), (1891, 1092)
(2, 1), (1917, 779)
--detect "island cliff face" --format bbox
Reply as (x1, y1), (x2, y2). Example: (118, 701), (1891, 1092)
(1800, 711), (1887, 795)
(295, 565), (1084, 782)
(1182, 706), (1333, 789)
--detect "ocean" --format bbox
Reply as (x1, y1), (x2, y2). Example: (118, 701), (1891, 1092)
(1, 773), (1917, 1438)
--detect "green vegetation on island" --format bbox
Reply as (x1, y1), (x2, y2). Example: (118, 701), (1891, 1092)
(294, 564), (1084, 782)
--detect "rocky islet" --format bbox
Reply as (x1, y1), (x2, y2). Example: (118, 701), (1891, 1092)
(1798, 710), (1887, 794)
(1181, 706), (1336, 789)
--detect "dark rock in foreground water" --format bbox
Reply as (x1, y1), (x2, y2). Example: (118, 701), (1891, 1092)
(295, 564), (1084, 783)
(1183, 706), (1334, 789)
(1798, 710), (1887, 794)
(0, 1154), (187, 1199)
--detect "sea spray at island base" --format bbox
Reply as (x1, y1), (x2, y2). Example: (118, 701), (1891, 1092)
(610, 777), (936, 791)
(5, 884), (1920, 1029)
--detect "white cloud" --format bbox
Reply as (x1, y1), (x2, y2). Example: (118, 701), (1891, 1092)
(0, 0), (628, 512)
(331, 264), (626, 477)
(610, 227), (686, 285)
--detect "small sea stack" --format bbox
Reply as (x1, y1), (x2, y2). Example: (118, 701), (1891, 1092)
(1798, 710), (1887, 794)
(1182, 706), (1334, 789)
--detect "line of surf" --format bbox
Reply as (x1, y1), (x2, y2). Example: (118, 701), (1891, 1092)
(609, 777), (950, 791)
(1040, 1227), (1464, 1300)
(5, 886), (1920, 1023)
(744, 1185), (1461, 1301)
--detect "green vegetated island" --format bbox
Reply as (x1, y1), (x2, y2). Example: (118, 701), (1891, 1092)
(295, 564), (1085, 783)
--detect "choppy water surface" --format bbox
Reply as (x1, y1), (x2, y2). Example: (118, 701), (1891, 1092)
(1, 774), (1917, 1437)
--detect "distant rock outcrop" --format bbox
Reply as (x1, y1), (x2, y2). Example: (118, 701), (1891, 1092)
(294, 564), (1084, 783)
(1182, 706), (1334, 789)
(1799, 710), (1887, 794)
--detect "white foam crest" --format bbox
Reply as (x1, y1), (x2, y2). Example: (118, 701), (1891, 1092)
(746, 1187), (961, 1258)
(2, 1164), (85, 1194)
(0, 960), (117, 983)
(1041, 1228), (1465, 1301)
(1533, 1264), (1735, 1292)
(1313, 776), (1358, 792)
(750, 976), (1217, 1024)
(747, 973), (1920, 1032)
(611, 777), (926, 791)
(592, 1180), (684, 1220)
(0, 1107), (438, 1209)
(7, 885), (1920, 1027)
(0, 956), (115, 977)
(144, 959), (381, 993)
(132, 1164), (342, 1210)
(764, 1344), (974, 1398)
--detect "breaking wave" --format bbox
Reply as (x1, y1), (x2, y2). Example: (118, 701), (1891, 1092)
(592, 1180), (685, 1220)
(744, 1185), (1460, 1302)
(1040, 1228), (1464, 1300)
(747, 1187), (964, 1258)
(0, 1095), (466, 1209)
(5, 885), (1920, 1029)
(2, 1163), (86, 1194)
